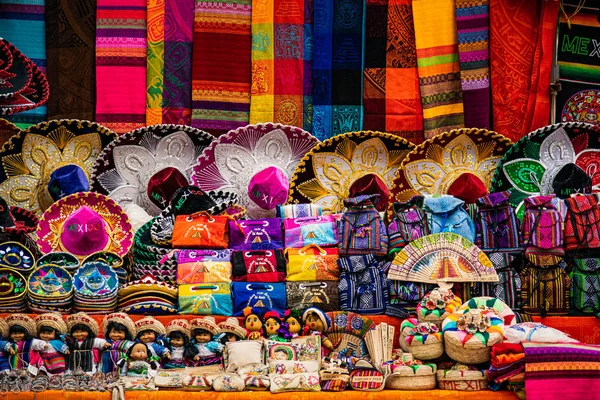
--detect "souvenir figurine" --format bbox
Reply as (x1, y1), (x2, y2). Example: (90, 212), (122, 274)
(243, 307), (264, 340)
(302, 307), (333, 351)
(34, 313), (69, 375)
(278, 309), (303, 340)
(263, 311), (285, 341)
(134, 316), (171, 362)
(190, 317), (223, 366)
(218, 317), (247, 344)
(120, 342), (159, 377)
(5, 314), (47, 370)
(0, 319), (12, 372)
(163, 319), (196, 369)
(100, 313), (136, 374)
(65, 313), (107, 373)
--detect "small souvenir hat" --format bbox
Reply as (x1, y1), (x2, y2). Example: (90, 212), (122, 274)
(135, 316), (166, 337)
(0, 196), (38, 236)
(0, 317), (8, 338)
(36, 192), (134, 260)
(0, 39), (49, 116)
(35, 313), (68, 335)
(36, 252), (80, 271)
(27, 265), (73, 313)
(0, 241), (34, 274)
(0, 119), (20, 150)
(218, 317), (247, 339)
(190, 316), (219, 336)
(72, 261), (119, 314)
(166, 319), (191, 337)
(102, 312), (136, 337)
(48, 164), (90, 202)
(247, 166), (289, 210)
(66, 312), (100, 336)
(0, 268), (27, 312)
(118, 274), (178, 314)
(348, 174), (390, 212)
(147, 167), (189, 210)
(5, 313), (36, 337)
(302, 307), (331, 331)
(447, 173), (489, 204)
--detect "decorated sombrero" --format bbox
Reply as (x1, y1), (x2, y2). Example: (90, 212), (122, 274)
(91, 124), (215, 216)
(102, 312), (136, 337)
(27, 265), (73, 298)
(0, 119), (20, 149)
(166, 319), (191, 337)
(82, 251), (128, 286)
(118, 274), (178, 314)
(0, 268), (27, 311)
(0, 39), (49, 116)
(218, 317), (247, 339)
(36, 252), (80, 271)
(35, 312), (68, 335)
(135, 316), (166, 337)
(388, 232), (498, 284)
(66, 312), (100, 336)
(190, 316), (219, 336)
(0, 119), (117, 216)
(391, 128), (513, 206)
(36, 192), (134, 260)
(192, 123), (319, 219)
(288, 131), (415, 213)
(490, 122), (600, 217)
(0, 241), (34, 273)
(5, 314), (36, 337)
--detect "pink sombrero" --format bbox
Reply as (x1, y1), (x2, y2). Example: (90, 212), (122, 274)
(36, 192), (134, 260)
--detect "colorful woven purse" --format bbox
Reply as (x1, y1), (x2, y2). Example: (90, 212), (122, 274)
(231, 282), (286, 316)
(476, 191), (520, 250)
(277, 204), (322, 219)
(522, 195), (564, 267)
(172, 212), (233, 249)
(338, 254), (389, 314)
(176, 249), (233, 284)
(286, 244), (340, 281)
(387, 198), (429, 259)
(339, 195), (388, 256)
(228, 218), (283, 250)
(178, 283), (232, 315)
(571, 257), (600, 314)
(564, 194), (600, 253)
(283, 215), (338, 248)
(286, 281), (339, 312)
(231, 249), (286, 282)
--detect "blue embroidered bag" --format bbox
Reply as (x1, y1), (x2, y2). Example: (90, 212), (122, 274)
(337, 254), (388, 314)
(231, 282), (286, 316)
(339, 195), (388, 256)
(424, 195), (475, 243)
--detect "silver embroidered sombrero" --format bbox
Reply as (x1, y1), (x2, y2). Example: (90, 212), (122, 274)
(191, 123), (319, 219)
(90, 124), (215, 216)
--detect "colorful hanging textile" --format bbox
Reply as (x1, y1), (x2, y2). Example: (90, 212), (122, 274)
(162, 0), (194, 125)
(312, 0), (365, 140)
(146, 0), (165, 125)
(192, 0), (251, 136)
(0, 0), (47, 128)
(96, 0), (147, 133)
(250, 0), (313, 132)
(45, 0), (96, 121)
(363, 0), (424, 144)
(556, 2), (600, 125)
(455, 0), (490, 129)
(412, 0), (464, 139)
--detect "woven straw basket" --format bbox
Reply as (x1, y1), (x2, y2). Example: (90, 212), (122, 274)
(416, 310), (448, 328)
(437, 369), (488, 391)
(385, 364), (437, 390)
(444, 331), (502, 364)
(408, 341), (444, 361)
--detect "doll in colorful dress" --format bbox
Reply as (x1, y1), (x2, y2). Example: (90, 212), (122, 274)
(163, 319), (196, 369)
(34, 313), (69, 375)
(65, 312), (107, 373)
(4, 314), (48, 370)
(0, 318), (13, 372)
(302, 307), (333, 353)
(243, 307), (264, 340)
(99, 312), (136, 374)
(263, 311), (285, 341)
(278, 309), (303, 341)
(190, 317), (223, 366)
(218, 317), (247, 344)
(134, 316), (170, 364)
(119, 342), (159, 377)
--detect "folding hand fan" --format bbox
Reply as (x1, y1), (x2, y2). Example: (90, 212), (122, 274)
(387, 232), (498, 284)
(326, 311), (374, 358)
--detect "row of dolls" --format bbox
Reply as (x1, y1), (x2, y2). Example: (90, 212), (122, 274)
(0, 307), (333, 376)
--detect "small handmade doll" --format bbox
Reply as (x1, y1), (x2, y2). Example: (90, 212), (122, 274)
(278, 309), (303, 341)
(34, 313), (69, 375)
(134, 316), (170, 362)
(0, 319), (12, 372)
(243, 307), (264, 340)
(65, 313), (107, 373)
(302, 307), (333, 353)
(190, 317), (223, 366)
(100, 312), (136, 374)
(4, 314), (48, 370)
(218, 317), (247, 344)
(263, 311), (285, 341)
(119, 342), (159, 377)
(163, 319), (196, 369)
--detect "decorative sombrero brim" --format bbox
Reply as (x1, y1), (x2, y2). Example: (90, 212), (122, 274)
(118, 274), (178, 298)
(491, 122), (600, 217)
(102, 312), (136, 337)
(0, 241), (34, 273)
(166, 319), (191, 337)
(0, 205), (38, 235)
(0, 39), (49, 116)
(0, 119), (20, 151)
(27, 265), (73, 298)
(5, 313), (36, 337)
(0, 119), (117, 216)
(288, 131), (415, 214)
(191, 123), (319, 219)
(66, 312), (100, 336)
(90, 124), (215, 216)
(121, 302), (178, 315)
(36, 192), (134, 260)
(35, 313), (68, 335)
(218, 319), (247, 339)
(391, 128), (513, 207)
(135, 316), (166, 336)
(388, 232), (498, 284)
(73, 261), (119, 297)
(0, 267), (27, 300)
(190, 318), (219, 336)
